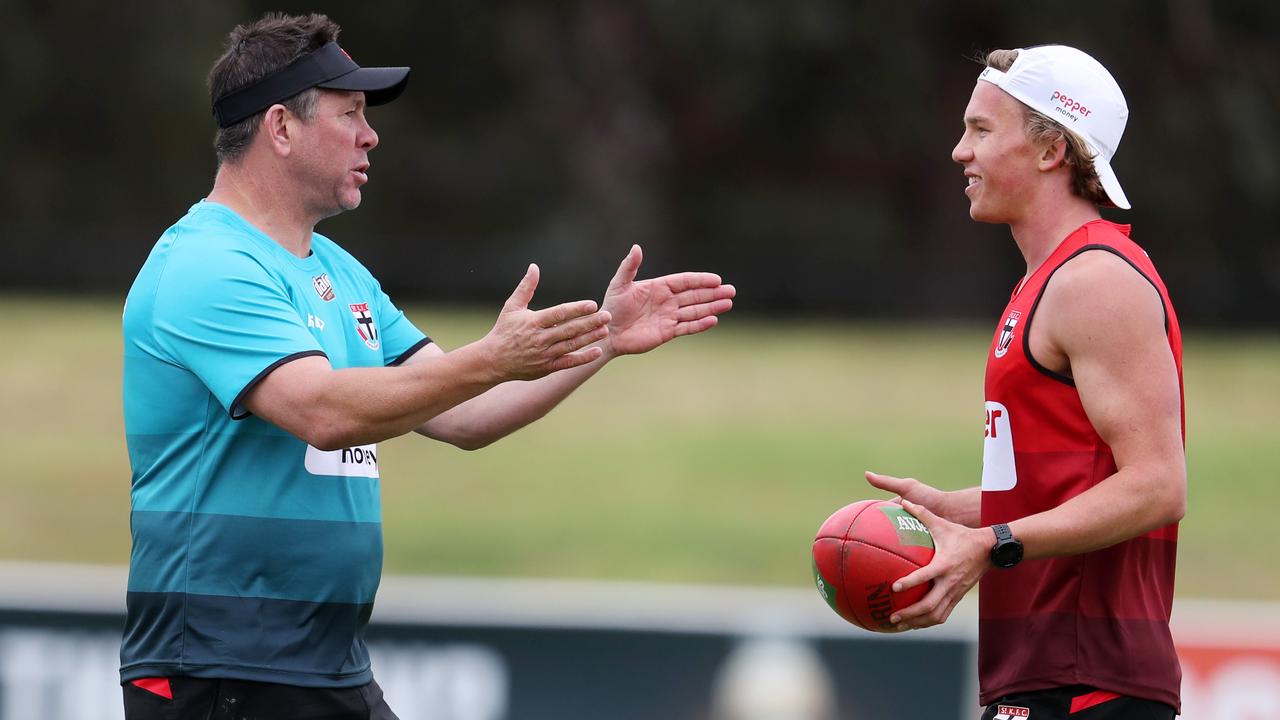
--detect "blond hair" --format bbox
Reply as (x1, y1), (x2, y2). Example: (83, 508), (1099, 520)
(982, 49), (1111, 206)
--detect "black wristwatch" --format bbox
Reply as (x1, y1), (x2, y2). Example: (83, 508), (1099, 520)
(990, 523), (1024, 569)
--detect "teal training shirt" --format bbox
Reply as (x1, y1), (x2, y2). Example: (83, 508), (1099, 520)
(120, 201), (429, 686)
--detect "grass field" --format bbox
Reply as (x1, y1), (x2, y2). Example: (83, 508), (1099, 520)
(1, 295), (1276, 599)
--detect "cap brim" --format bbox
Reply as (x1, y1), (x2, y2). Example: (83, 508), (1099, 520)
(317, 67), (410, 106)
(1093, 156), (1131, 210)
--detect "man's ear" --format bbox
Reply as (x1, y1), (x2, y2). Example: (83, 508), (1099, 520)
(1039, 137), (1068, 172)
(262, 104), (293, 157)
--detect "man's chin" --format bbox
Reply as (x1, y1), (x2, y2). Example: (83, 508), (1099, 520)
(969, 204), (1003, 225)
(315, 194), (361, 222)
(338, 191), (363, 213)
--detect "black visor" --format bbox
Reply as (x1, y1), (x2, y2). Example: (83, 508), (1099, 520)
(212, 42), (409, 128)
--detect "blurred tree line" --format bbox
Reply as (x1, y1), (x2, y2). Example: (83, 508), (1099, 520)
(1, 0), (1276, 325)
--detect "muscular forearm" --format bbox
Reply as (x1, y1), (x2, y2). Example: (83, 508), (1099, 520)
(1014, 247), (1187, 561)
(245, 341), (512, 450)
(248, 288), (613, 449)
(940, 487), (983, 528)
(418, 343), (615, 449)
(305, 341), (510, 448)
(1007, 463), (1185, 561)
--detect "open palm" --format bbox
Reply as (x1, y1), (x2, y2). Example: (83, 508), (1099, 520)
(601, 245), (736, 357)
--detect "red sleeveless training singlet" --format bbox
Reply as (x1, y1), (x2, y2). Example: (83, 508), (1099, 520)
(979, 219), (1184, 710)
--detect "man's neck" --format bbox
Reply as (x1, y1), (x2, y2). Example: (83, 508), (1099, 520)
(1008, 195), (1102, 278)
(207, 162), (316, 259)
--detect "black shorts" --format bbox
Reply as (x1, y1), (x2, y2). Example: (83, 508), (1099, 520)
(122, 676), (399, 720)
(981, 685), (1175, 720)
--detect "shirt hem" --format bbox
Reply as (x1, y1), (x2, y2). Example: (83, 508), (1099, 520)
(120, 662), (373, 689)
(979, 674), (1180, 713)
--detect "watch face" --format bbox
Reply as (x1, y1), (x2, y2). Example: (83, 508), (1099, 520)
(993, 541), (1023, 568)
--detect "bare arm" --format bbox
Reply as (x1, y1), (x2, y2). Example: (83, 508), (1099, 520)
(242, 264), (611, 449)
(1006, 250), (1186, 558)
(888, 250), (1185, 629)
(417, 245), (736, 449)
(404, 340), (610, 450)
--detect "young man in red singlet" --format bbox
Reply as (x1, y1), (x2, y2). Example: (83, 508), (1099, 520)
(865, 46), (1185, 719)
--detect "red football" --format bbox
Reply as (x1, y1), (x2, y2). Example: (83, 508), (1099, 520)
(811, 499), (935, 632)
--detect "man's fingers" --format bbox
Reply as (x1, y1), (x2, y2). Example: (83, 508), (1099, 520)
(672, 315), (719, 338)
(663, 271), (726, 293)
(545, 327), (610, 360)
(891, 563), (937, 594)
(673, 285), (737, 308)
(888, 579), (943, 626)
(608, 244), (643, 290)
(891, 582), (953, 629)
(545, 346), (605, 373)
(940, 594), (965, 626)
(866, 471), (912, 496)
(504, 264), (540, 311)
(536, 300), (600, 329)
(901, 499), (940, 529)
(544, 312), (611, 346)
(676, 298), (734, 323)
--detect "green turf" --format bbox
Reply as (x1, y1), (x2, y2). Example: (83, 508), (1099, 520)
(1, 296), (1276, 599)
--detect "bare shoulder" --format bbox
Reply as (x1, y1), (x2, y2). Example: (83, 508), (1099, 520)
(1045, 248), (1163, 326)
(1054, 246), (1159, 300)
(1033, 248), (1167, 369)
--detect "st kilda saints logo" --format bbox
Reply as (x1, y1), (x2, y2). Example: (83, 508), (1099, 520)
(994, 310), (1022, 359)
(993, 706), (1030, 719)
(312, 273), (335, 302)
(349, 302), (380, 351)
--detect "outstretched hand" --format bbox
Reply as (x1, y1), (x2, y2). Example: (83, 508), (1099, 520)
(865, 471), (955, 510)
(485, 263), (612, 380)
(886, 499), (992, 631)
(600, 245), (736, 357)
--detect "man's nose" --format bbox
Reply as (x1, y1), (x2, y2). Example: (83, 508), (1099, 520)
(360, 122), (379, 151)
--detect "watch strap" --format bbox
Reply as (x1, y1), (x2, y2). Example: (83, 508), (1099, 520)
(992, 523), (1013, 543)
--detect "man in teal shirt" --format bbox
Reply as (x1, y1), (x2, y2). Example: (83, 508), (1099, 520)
(121, 12), (735, 719)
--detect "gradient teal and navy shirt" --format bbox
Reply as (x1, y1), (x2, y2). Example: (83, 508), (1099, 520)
(120, 201), (429, 687)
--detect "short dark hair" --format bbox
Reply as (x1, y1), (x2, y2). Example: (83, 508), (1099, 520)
(208, 13), (340, 164)
(982, 49), (1110, 207)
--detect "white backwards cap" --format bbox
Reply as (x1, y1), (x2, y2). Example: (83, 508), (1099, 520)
(978, 45), (1131, 210)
